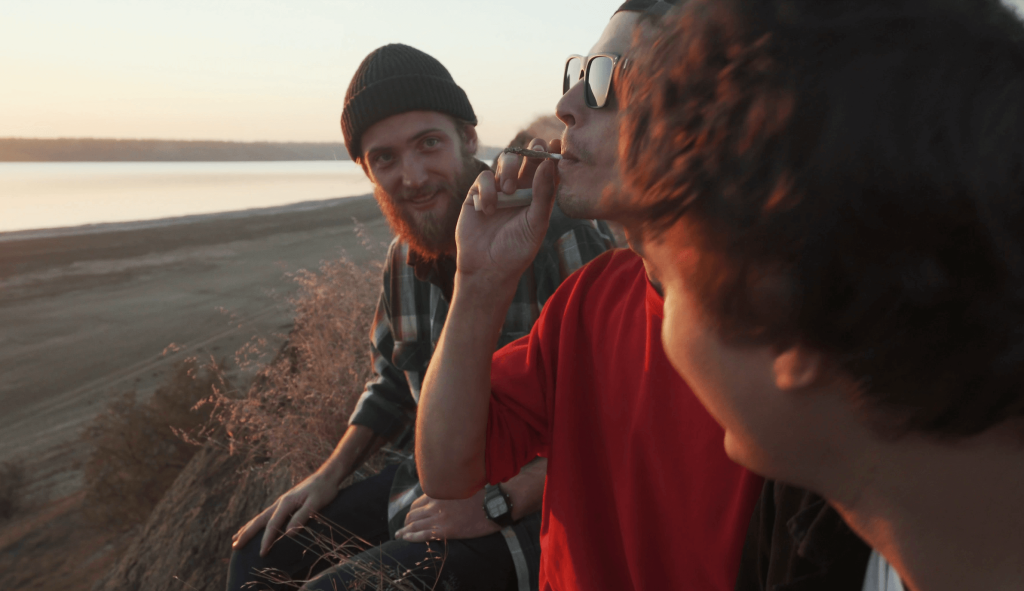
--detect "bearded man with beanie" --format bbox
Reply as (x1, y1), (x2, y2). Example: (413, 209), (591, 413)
(226, 44), (614, 591)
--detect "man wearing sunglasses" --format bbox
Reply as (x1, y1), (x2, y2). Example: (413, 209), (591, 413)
(415, 2), (763, 590)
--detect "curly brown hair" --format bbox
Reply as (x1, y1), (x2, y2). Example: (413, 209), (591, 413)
(618, 0), (1024, 438)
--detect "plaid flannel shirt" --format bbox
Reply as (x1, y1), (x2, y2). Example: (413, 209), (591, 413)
(349, 202), (615, 448)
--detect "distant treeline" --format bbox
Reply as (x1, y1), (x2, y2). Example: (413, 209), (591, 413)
(0, 138), (351, 162)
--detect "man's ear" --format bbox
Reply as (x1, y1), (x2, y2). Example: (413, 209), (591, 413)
(773, 345), (824, 391)
(462, 124), (479, 156)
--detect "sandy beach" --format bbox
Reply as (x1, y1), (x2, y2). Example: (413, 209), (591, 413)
(0, 195), (391, 495)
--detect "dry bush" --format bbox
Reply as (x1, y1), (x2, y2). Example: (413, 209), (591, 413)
(80, 358), (233, 533)
(220, 254), (383, 481)
(0, 460), (26, 521)
(94, 252), (390, 591)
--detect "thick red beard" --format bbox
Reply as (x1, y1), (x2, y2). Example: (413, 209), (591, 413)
(374, 157), (478, 259)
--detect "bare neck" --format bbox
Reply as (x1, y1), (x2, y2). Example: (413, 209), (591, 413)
(826, 425), (1024, 591)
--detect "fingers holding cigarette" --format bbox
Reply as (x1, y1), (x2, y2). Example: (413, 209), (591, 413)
(473, 188), (533, 211)
(502, 146), (562, 161)
(496, 139), (552, 195)
(466, 171), (498, 215)
(473, 140), (558, 213)
(498, 138), (559, 195)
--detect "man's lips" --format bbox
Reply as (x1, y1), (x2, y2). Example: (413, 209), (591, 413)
(404, 188), (442, 210)
(558, 149), (581, 165)
(558, 142), (582, 163)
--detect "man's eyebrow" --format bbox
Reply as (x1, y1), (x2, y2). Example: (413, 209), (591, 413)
(364, 128), (447, 157)
(410, 128), (445, 141)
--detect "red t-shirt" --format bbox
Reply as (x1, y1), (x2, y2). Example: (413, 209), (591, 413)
(486, 249), (763, 591)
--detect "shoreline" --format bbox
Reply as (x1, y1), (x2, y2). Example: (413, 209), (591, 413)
(0, 194), (376, 243)
(0, 194), (384, 284)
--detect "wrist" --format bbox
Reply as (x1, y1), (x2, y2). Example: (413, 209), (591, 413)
(316, 446), (363, 488)
(317, 424), (383, 489)
(314, 461), (350, 489)
(449, 276), (516, 334)
(499, 458), (547, 520)
(483, 483), (516, 528)
(454, 270), (520, 311)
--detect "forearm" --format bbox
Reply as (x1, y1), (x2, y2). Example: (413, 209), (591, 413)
(315, 424), (388, 488)
(417, 275), (515, 499)
(502, 457), (547, 520)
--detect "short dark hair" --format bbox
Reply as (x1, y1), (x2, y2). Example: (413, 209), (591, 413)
(619, 0), (1024, 437)
(446, 115), (476, 151)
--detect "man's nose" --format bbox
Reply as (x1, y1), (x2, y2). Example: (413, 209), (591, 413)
(556, 81), (583, 128)
(402, 155), (428, 188)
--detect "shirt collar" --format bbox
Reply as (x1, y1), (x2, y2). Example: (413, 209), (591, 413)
(407, 248), (457, 300)
(645, 273), (664, 319)
(786, 491), (864, 568)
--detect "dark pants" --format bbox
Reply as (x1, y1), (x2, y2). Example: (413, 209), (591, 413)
(226, 464), (523, 591)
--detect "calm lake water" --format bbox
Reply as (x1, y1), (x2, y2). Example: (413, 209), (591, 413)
(0, 161), (374, 233)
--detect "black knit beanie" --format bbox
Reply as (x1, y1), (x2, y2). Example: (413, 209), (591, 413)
(341, 44), (477, 160)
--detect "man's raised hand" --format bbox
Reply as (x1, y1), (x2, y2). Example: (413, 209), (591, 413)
(456, 138), (561, 295)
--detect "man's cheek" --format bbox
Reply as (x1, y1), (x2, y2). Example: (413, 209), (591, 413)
(660, 297), (690, 380)
(661, 293), (720, 417)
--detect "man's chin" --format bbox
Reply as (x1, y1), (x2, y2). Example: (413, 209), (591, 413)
(557, 186), (605, 220)
(401, 208), (460, 259)
(376, 181), (465, 259)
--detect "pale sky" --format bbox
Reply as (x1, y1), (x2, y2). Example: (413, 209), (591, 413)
(0, 0), (620, 147)
(2, 0), (1023, 148)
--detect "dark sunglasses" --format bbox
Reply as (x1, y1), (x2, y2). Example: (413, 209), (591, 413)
(563, 53), (623, 109)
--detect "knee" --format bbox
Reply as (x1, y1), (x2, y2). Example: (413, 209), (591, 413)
(230, 530), (265, 563)
(225, 531), (269, 591)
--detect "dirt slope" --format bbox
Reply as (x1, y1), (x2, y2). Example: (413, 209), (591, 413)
(93, 442), (290, 591)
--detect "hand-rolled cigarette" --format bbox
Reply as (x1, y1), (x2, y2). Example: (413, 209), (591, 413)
(473, 188), (533, 211)
(502, 146), (562, 161)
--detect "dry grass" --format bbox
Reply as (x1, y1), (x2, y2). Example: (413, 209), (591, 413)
(2, 224), (391, 590)
(217, 252), (385, 481)
(292, 514), (452, 591)
(75, 247), (385, 538)
(85, 247), (391, 591)
(80, 358), (234, 534)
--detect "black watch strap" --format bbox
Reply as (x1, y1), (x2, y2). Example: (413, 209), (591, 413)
(483, 484), (515, 528)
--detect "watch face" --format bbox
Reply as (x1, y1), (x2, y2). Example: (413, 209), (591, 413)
(486, 495), (508, 517)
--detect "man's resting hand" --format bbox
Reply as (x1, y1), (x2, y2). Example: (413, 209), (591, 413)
(393, 489), (500, 543)
(231, 472), (338, 556)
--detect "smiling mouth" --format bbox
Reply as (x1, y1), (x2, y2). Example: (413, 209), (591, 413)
(407, 189), (439, 205)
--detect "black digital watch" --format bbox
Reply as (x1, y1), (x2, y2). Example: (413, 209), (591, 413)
(483, 483), (515, 528)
